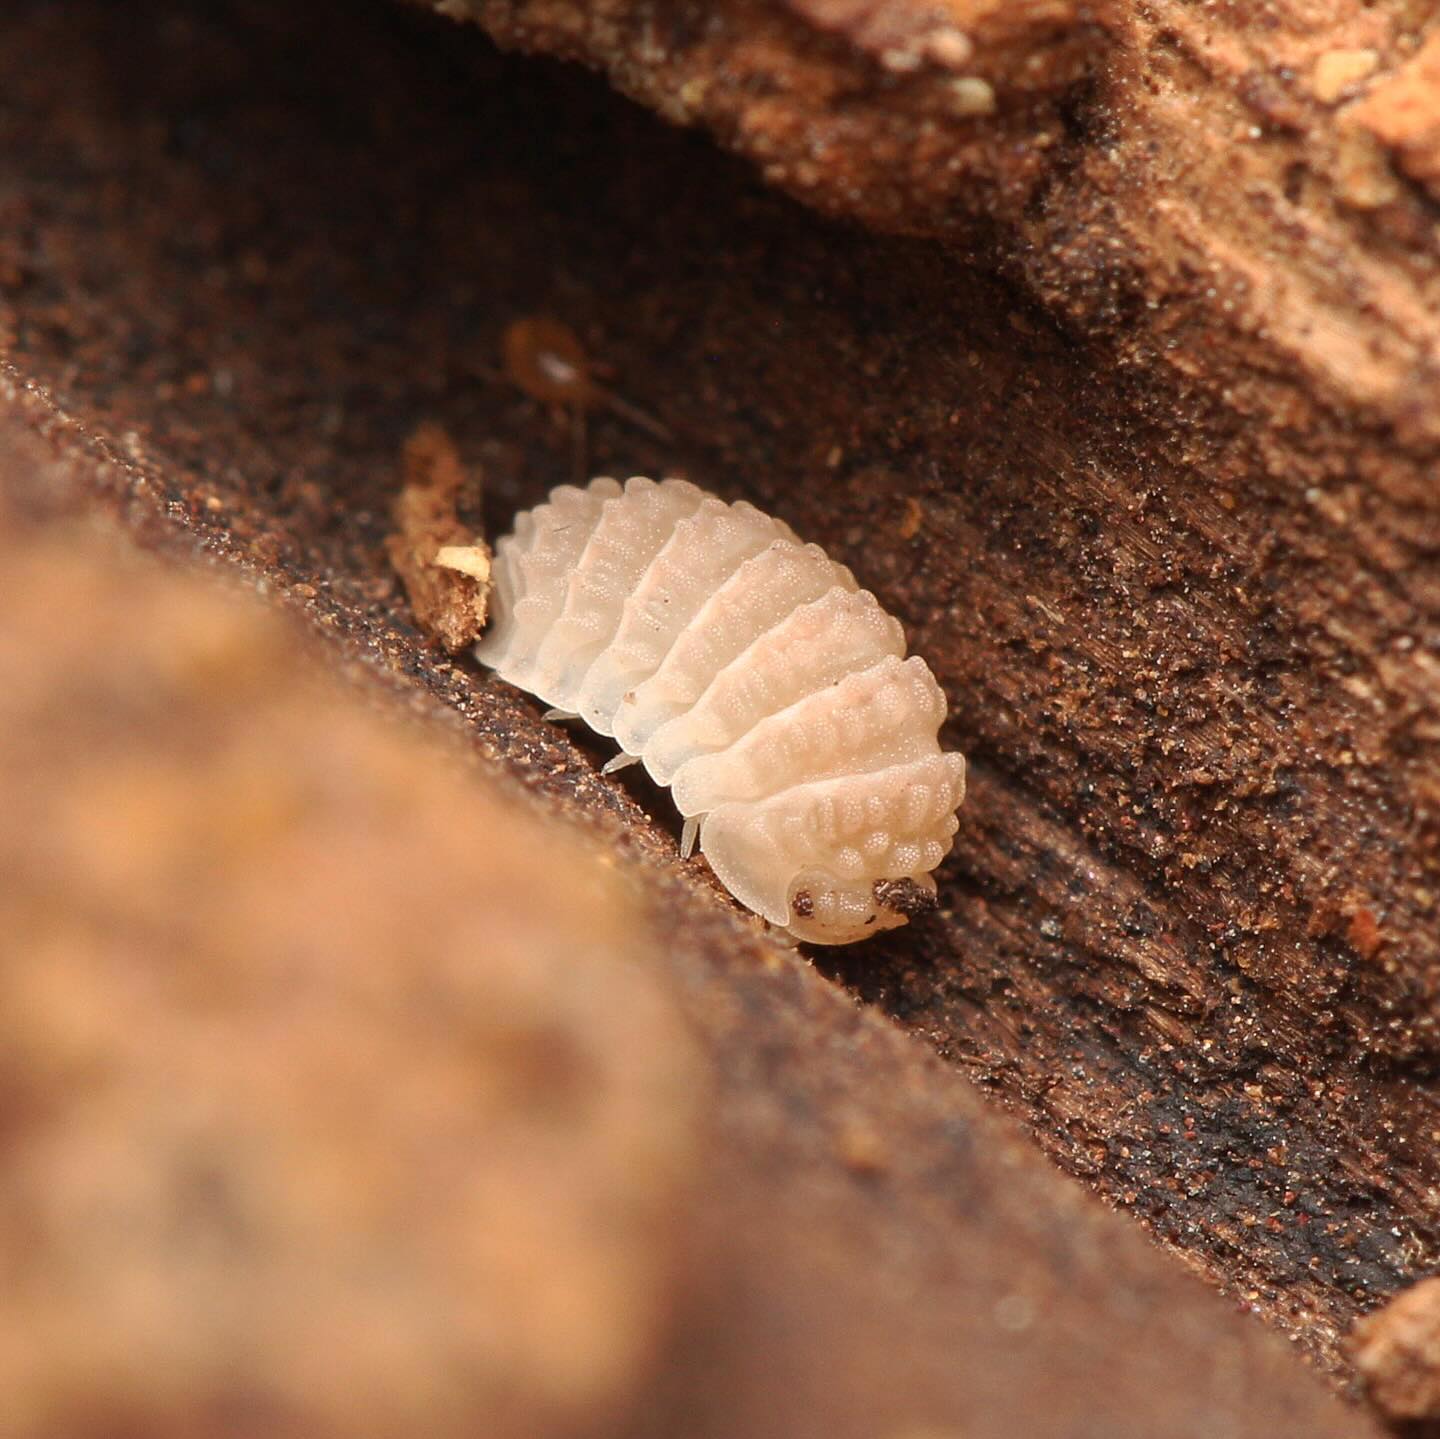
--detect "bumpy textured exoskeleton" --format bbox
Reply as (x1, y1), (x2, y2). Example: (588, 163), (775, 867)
(476, 477), (966, 944)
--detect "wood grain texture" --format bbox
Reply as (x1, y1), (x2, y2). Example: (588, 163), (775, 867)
(414, 0), (1440, 1388)
(0, 246), (1369, 1439)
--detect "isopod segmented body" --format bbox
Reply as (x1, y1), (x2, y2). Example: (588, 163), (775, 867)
(476, 477), (966, 944)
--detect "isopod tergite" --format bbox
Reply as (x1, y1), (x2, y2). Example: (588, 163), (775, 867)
(476, 476), (967, 945)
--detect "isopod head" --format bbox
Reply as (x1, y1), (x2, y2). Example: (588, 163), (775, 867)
(786, 870), (939, 946)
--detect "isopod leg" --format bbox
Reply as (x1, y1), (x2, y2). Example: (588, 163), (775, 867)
(542, 707), (580, 722)
(601, 752), (640, 775)
(680, 815), (700, 859)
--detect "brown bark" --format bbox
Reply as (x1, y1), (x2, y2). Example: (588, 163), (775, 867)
(421, 0), (1440, 1385)
(1, 0), (1437, 1425)
(1352, 1278), (1440, 1426)
(421, 0), (1101, 233)
(0, 355), (1368, 1439)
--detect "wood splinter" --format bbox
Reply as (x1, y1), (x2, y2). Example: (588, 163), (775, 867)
(385, 422), (492, 653)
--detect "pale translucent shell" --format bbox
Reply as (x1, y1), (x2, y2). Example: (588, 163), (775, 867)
(477, 477), (967, 945)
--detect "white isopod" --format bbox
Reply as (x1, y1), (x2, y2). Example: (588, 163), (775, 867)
(476, 476), (966, 944)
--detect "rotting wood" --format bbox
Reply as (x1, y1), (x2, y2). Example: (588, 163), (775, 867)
(1, 0), (1438, 1412)
(419, 0), (1440, 1391)
(1351, 1276), (1440, 1427)
(0, 356), (1375, 1439)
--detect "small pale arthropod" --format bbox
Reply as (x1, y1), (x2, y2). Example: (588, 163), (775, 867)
(499, 317), (671, 481)
(477, 477), (966, 944)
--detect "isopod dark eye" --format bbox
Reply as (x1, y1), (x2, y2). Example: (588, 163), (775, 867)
(475, 477), (966, 946)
